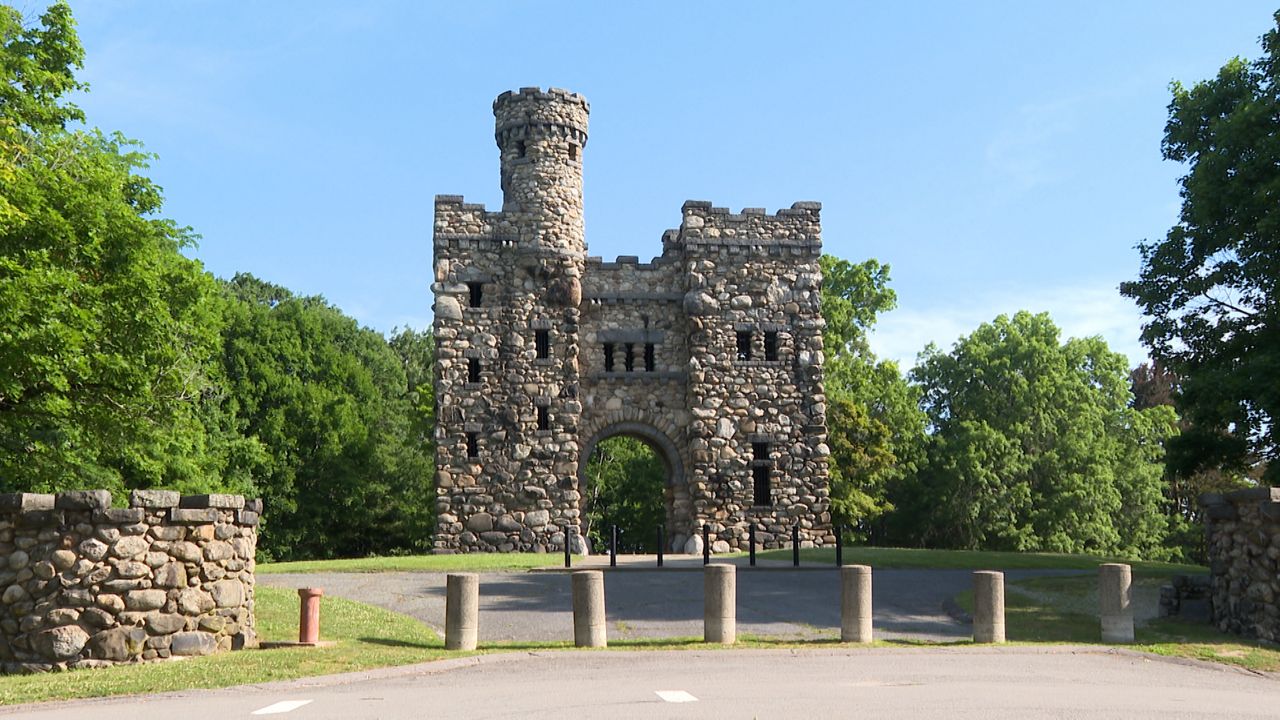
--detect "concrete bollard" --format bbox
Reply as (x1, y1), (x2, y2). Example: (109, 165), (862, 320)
(571, 570), (607, 648)
(445, 573), (479, 651)
(704, 563), (736, 644)
(840, 564), (873, 643)
(297, 587), (323, 645)
(972, 571), (1005, 644)
(1099, 563), (1134, 643)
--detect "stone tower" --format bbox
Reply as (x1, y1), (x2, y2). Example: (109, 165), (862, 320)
(433, 88), (832, 554)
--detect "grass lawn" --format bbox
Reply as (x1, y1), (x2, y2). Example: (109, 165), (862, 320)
(259, 552), (560, 574)
(0, 585), (450, 706)
(757, 546), (1205, 575)
(952, 573), (1280, 673)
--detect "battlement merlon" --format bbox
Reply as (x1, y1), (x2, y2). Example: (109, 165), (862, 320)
(679, 200), (822, 249)
(494, 85), (588, 141)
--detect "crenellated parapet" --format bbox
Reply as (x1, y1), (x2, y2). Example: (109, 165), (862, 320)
(0, 490), (259, 673)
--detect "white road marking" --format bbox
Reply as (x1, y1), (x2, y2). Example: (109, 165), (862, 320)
(655, 690), (698, 703)
(251, 700), (314, 715)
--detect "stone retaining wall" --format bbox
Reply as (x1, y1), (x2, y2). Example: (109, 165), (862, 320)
(1200, 487), (1280, 641)
(0, 489), (259, 673)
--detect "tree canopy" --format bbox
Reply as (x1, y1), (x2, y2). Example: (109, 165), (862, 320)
(1121, 12), (1280, 483)
(895, 312), (1176, 558)
(818, 255), (926, 540)
(0, 3), (224, 495)
(215, 276), (435, 560)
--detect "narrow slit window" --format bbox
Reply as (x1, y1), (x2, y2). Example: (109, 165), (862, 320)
(764, 331), (779, 361)
(467, 282), (483, 308)
(516, 140), (526, 158)
(535, 329), (550, 359)
(468, 358), (481, 383)
(753, 465), (772, 506)
(466, 432), (479, 459)
(752, 442), (769, 462)
(624, 343), (635, 372)
(537, 405), (549, 432)
(736, 331), (753, 361)
(644, 343), (655, 372)
(568, 144), (579, 161)
(603, 343), (615, 371)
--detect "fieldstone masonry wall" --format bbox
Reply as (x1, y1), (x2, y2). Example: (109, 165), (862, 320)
(433, 87), (832, 554)
(1201, 487), (1280, 641)
(0, 490), (259, 673)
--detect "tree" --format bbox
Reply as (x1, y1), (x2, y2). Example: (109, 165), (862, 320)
(215, 275), (434, 560)
(900, 312), (1176, 558)
(1120, 13), (1280, 483)
(819, 255), (926, 540)
(582, 436), (666, 552)
(1129, 362), (1252, 561)
(1, 3), (225, 495)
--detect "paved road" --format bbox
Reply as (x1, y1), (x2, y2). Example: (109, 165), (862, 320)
(9, 647), (1275, 719)
(261, 566), (1100, 642)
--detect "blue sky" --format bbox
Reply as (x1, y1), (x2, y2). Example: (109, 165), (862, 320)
(64, 1), (1278, 368)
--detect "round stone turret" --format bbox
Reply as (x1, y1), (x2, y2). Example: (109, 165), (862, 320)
(494, 87), (589, 254)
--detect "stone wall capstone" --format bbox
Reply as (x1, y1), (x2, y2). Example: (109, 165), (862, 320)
(1201, 487), (1280, 641)
(0, 490), (259, 673)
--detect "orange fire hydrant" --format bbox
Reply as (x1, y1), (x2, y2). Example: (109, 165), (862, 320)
(298, 587), (324, 645)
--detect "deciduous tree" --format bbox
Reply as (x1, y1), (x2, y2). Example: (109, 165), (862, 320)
(899, 312), (1175, 557)
(1120, 12), (1280, 482)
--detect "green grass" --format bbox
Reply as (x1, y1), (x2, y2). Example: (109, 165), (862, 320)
(758, 546), (1205, 574)
(952, 573), (1280, 673)
(258, 552), (560, 574)
(0, 586), (450, 706)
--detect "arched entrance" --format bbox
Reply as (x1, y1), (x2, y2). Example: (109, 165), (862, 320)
(578, 422), (691, 553)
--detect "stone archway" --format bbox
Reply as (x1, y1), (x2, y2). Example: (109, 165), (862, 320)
(578, 421), (692, 552)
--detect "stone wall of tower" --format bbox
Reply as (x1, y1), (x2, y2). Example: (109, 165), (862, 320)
(433, 89), (589, 554)
(680, 202), (834, 551)
(433, 88), (832, 554)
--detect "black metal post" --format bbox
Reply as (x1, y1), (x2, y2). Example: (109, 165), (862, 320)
(657, 525), (664, 568)
(610, 524), (618, 568)
(835, 524), (843, 567)
(564, 526), (572, 568)
(702, 524), (710, 566)
(792, 525), (800, 567)
(749, 523), (756, 567)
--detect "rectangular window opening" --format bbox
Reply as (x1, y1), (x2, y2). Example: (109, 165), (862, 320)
(644, 343), (655, 372)
(752, 442), (770, 462)
(535, 329), (550, 359)
(537, 405), (549, 432)
(516, 140), (527, 158)
(603, 343), (615, 372)
(753, 465), (772, 507)
(466, 432), (479, 459)
(624, 343), (635, 372)
(764, 331), (779, 361)
(467, 282), (483, 308)
(468, 358), (481, 384)
(736, 331), (753, 361)
(568, 143), (579, 161)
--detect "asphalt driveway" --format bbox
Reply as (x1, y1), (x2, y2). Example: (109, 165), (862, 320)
(261, 565), (1097, 642)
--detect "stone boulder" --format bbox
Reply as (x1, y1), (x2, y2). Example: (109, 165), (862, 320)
(33, 625), (89, 660)
(86, 626), (145, 662)
(169, 631), (216, 657)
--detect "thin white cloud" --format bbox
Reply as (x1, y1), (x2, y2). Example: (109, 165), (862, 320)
(870, 281), (1149, 370)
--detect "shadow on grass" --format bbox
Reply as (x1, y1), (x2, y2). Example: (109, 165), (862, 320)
(358, 637), (443, 649)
